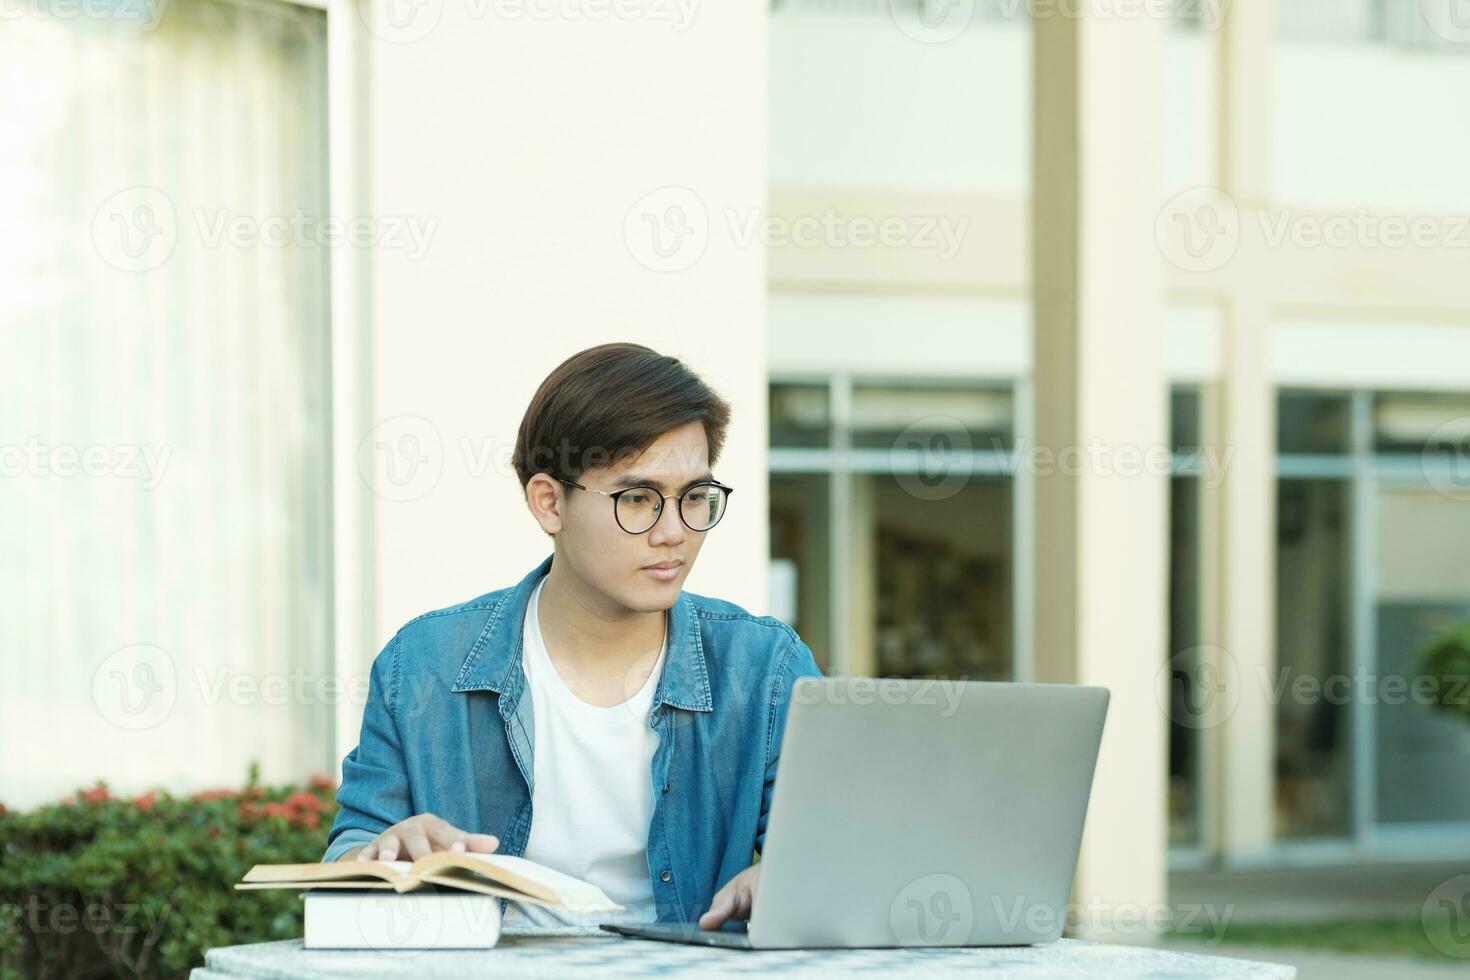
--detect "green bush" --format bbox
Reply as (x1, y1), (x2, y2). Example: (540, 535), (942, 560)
(0, 765), (336, 980)
(1421, 618), (1470, 724)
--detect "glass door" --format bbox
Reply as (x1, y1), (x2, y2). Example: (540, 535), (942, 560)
(1371, 486), (1470, 828)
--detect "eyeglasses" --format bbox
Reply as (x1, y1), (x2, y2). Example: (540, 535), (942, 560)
(558, 478), (734, 535)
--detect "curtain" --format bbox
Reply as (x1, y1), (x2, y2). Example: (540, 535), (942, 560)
(0, 0), (333, 808)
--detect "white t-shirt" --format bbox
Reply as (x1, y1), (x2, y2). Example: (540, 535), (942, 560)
(500, 577), (666, 928)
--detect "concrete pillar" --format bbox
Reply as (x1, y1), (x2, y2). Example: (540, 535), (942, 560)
(328, 0), (374, 776)
(1213, 0), (1278, 864)
(1031, 5), (1169, 937)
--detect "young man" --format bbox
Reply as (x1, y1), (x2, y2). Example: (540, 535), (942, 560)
(324, 342), (822, 930)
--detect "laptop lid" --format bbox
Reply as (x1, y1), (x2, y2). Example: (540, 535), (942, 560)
(746, 678), (1109, 949)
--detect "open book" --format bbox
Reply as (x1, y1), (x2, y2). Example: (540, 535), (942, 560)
(236, 852), (624, 914)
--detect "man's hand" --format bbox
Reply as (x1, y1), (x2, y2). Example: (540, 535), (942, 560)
(345, 814), (499, 862)
(698, 864), (759, 929)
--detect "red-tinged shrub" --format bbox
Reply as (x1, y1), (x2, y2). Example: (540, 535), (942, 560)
(0, 763), (337, 980)
(283, 791), (324, 812)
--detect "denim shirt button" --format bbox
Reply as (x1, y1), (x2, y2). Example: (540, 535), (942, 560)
(660, 870), (672, 883)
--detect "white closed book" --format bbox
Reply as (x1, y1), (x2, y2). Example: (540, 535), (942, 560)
(303, 891), (503, 949)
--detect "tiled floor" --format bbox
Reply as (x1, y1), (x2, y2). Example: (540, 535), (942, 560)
(1170, 861), (1470, 924)
(1160, 941), (1467, 980)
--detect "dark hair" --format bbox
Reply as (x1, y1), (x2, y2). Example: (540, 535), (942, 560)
(513, 343), (732, 490)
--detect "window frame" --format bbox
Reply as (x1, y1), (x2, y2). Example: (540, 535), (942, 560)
(768, 373), (1030, 681)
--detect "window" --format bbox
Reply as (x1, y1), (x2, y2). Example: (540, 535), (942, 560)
(850, 385), (1013, 452)
(769, 379), (1016, 681)
(770, 384), (831, 450)
(1167, 387), (1205, 847)
(1273, 388), (1470, 842)
(773, 0), (1019, 22)
(1372, 391), (1470, 455)
(771, 473), (833, 670)
(1278, 390), (1353, 455)
(1280, 0), (1470, 52)
(0, 0), (333, 807)
(1372, 487), (1470, 825)
(1275, 478), (1354, 838)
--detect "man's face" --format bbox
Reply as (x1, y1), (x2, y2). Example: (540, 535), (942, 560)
(557, 420), (716, 613)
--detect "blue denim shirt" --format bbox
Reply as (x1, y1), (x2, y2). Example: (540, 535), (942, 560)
(324, 552), (822, 922)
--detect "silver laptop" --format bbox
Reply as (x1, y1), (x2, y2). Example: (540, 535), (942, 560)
(602, 677), (1109, 950)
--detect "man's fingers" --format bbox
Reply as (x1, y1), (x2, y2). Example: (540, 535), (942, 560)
(698, 891), (734, 928)
(422, 815), (458, 849)
(362, 818), (497, 864)
(402, 828), (433, 861)
(700, 866), (758, 928)
(734, 885), (754, 919)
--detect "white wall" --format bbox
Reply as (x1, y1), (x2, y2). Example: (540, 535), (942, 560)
(771, 14), (1470, 209)
(769, 14), (1217, 196)
(768, 295), (1222, 383)
(1165, 30), (1218, 194)
(768, 11), (1031, 193)
(768, 295), (1030, 379)
(1276, 41), (1470, 209)
(1271, 320), (1470, 389)
(357, 3), (772, 656)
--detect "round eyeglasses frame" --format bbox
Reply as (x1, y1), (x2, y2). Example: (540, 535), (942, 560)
(557, 478), (734, 535)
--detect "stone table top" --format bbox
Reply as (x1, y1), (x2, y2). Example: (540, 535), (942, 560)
(190, 927), (1296, 979)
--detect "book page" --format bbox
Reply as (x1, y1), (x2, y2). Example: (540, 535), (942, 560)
(239, 862), (409, 886)
(409, 852), (622, 911)
(235, 881), (398, 891)
(238, 863), (414, 893)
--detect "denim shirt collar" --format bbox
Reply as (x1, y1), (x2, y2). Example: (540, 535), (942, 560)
(450, 551), (713, 713)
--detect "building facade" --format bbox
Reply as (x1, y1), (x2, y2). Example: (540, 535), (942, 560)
(5, 0), (1469, 935)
